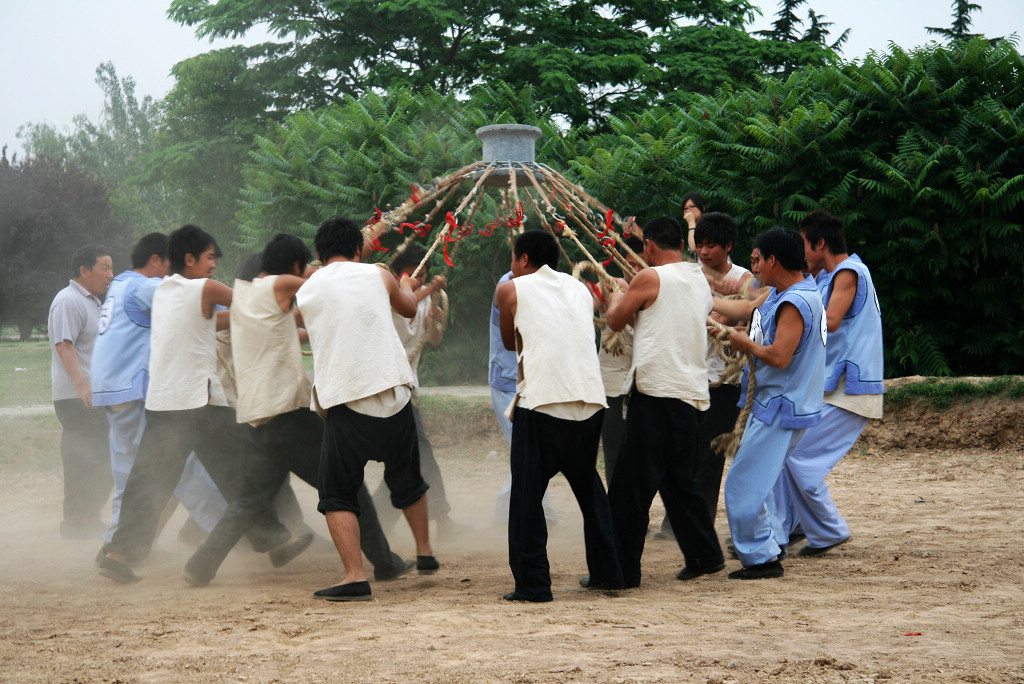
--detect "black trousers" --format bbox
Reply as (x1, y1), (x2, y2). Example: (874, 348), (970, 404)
(185, 409), (405, 581)
(372, 402), (451, 529)
(609, 391), (723, 587)
(509, 407), (623, 601)
(53, 399), (112, 526)
(107, 406), (287, 561)
(601, 395), (626, 482)
(694, 384), (742, 521)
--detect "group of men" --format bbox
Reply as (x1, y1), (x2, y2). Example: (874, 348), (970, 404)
(47, 202), (881, 603)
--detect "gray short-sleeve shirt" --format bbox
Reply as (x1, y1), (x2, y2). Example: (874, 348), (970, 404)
(48, 280), (103, 401)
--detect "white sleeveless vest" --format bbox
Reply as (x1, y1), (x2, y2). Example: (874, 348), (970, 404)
(627, 262), (712, 410)
(231, 276), (312, 425)
(706, 263), (751, 384)
(510, 266), (607, 413)
(296, 261), (414, 411)
(146, 274), (218, 411)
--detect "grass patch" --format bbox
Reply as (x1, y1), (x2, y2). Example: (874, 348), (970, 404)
(885, 376), (1024, 410)
(0, 341), (53, 407)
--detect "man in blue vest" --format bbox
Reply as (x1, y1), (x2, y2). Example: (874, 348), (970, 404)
(712, 226), (826, 579)
(771, 211), (884, 557)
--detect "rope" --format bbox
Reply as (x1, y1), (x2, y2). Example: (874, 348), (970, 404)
(705, 317), (757, 460)
(573, 262), (627, 356)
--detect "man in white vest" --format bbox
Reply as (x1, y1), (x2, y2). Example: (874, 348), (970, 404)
(183, 233), (414, 587)
(601, 216), (725, 589)
(296, 216), (437, 603)
(98, 225), (294, 584)
(495, 230), (623, 602)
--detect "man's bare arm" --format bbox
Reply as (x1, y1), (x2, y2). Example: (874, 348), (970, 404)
(202, 279), (233, 319)
(495, 281), (517, 351)
(382, 269), (418, 318)
(55, 341), (92, 407)
(728, 302), (805, 369)
(606, 268), (659, 332)
(825, 270), (858, 333)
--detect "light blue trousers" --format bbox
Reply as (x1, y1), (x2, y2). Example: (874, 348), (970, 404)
(724, 411), (806, 566)
(490, 386), (558, 524)
(102, 401), (227, 544)
(770, 403), (865, 548)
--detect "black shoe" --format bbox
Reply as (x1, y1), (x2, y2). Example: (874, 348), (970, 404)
(416, 555), (440, 575)
(182, 564), (213, 588)
(652, 529), (676, 541)
(798, 537), (849, 557)
(578, 575), (624, 591)
(94, 547), (108, 567)
(790, 531), (807, 544)
(728, 542), (787, 561)
(502, 591), (553, 603)
(374, 559), (416, 582)
(98, 555), (141, 584)
(676, 562), (726, 581)
(269, 533), (314, 568)
(728, 560), (784, 580)
(314, 581), (372, 602)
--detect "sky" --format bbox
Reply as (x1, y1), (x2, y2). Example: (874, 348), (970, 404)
(1, 0), (1021, 160)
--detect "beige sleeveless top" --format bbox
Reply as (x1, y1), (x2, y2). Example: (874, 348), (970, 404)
(231, 276), (312, 425)
(296, 261), (414, 412)
(509, 266), (606, 418)
(627, 262), (712, 410)
(146, 274), (218, 411)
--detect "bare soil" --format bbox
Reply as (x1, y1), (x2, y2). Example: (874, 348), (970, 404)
(1, 393), (1023, 683)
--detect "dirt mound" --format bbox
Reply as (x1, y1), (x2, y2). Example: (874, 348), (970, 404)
(860, 378), (1024, 451)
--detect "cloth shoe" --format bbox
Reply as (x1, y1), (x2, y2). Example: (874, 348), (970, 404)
(314, 581), (372, 602)
(269, 533), (314, 568)
(98, 555), (141, 584)
(416, 555), (440, 575)
(676, 562), (726, 581)
(502, 591), (553, 603)
(374, 559), (416, 582)
(727, 560), (784, 580)
(798, 537), (850, 557)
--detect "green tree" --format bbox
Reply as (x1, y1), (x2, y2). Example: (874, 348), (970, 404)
(18, 63), (174, 235)
(0, 149), (131, 340)
(167, 0), (837, 127)
(572, 38), (1024, 376)
(927, 0), (983, 42)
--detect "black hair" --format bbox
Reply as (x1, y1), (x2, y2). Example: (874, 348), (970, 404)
(681, 192), (706, 213)
(800, 210), (847, 254)
(623, 235), (644, 254)
(168, 224), (221, 275)
(642, 216), (684, 251)
(754, 226), (806, 272)
(71, 244), (109, 278)
(392, 243), (429, 275)
(130, 233), (168, 269)
(261, 233), (312, 276)
(236, 253), (264, 282)
(314, 216), (362, 262)
(513, 230), (559, 270)
(693, 212), (738, 252)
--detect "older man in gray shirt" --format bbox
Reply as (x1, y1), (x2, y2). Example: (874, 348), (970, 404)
(48, 244), (114, 538)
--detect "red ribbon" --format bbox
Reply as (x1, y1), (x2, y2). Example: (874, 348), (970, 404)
(585, 280), (605, 303)
(369, 236), (388, 252)
(442, 213), (459, 267)
(365, 207), (383, 226)
(409, 184), (420, 204)
(398, 222), (431, 237)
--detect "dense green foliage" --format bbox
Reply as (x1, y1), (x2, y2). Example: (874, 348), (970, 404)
(0, 152), (131, 339)
(575, 38), (1024, 376)
(167, 0), (842, 126)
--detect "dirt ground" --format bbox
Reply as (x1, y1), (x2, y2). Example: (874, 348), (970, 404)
(1, 394), (1023, 683)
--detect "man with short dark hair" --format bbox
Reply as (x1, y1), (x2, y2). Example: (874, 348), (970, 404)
(92, 233), (227, 554)
(48, 244), (114, 538)
(496, 229), (622, 602)
(98, 225), (293, 584)
(296, 216), (437, 602)
(183, 233), (412, 587)
(602, 216), (724, 588)
(712, 226), (826, 579)
(770, 210), (884, 557)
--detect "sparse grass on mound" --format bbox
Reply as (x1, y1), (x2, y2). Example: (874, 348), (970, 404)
(885, 376), (1024, 410)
